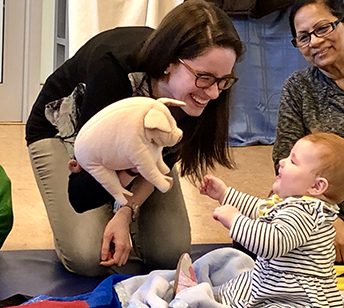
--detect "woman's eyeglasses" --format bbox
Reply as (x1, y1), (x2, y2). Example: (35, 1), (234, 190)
(178, 58), (238, 90)
(292, 18), (343, 48)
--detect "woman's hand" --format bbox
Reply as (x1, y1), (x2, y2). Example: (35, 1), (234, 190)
(213, 205), (240, 230)
(99, 175), (154, 267)
(334, 217), (344, 263)
(100, 206), (132, 267)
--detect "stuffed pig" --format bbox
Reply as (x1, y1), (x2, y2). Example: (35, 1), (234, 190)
(69, 96), (185, 206)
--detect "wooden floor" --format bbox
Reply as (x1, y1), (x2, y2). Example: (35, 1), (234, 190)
(0, 123), (275, 250)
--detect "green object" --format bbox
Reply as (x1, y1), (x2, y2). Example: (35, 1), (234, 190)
(0, 165), (13, 248)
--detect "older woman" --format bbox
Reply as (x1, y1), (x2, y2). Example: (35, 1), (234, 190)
(272, 0), (344, 263)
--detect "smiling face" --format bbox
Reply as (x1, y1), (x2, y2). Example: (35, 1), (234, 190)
(272, 139), (324, 198)
(293, 3), (344, 72)
(157, 46), (237, 117)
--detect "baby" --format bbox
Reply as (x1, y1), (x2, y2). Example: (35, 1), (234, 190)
(175, 132), (344, 307)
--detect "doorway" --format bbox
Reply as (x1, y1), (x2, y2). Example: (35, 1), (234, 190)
(0, 0), (42, 122)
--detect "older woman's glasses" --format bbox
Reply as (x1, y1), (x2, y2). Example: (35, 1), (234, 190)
(292, 18), (343, 48)
(178, 58), (238, 90)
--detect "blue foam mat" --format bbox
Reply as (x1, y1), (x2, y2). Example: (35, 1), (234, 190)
(0, 243), (230, 300)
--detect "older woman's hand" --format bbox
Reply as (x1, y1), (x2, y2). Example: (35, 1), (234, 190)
(334, 217), (344, 263)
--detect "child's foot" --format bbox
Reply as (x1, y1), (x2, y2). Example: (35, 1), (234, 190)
(173, 253), (198, 295)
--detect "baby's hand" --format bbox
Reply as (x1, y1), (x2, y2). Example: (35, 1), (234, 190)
(213, 205), (240, 230)
(199, 174), (227, 203)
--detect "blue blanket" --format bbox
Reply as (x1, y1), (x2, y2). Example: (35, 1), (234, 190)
(18, 274), (131, 308)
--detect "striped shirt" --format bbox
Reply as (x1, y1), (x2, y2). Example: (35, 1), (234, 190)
(218, 187), (343, 307)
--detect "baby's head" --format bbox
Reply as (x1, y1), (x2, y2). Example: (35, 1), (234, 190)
(273, 132), (344, 204)
(304, 132), (344, 204)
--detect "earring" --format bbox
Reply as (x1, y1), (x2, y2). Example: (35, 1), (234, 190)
(164, 70), (169, 75)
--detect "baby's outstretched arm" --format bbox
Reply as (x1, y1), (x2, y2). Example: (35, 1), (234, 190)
(199, 174), (228, 204)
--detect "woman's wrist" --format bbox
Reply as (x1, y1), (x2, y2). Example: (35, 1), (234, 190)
(117, 203), (140, 222)
(117, 170), (138, 188)
(116, 205), (134, 223)
(125, 168), (140, 177)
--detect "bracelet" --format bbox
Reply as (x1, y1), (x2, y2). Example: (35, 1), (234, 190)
(119, 203), (140, 222)
(119, 205), (134, 221)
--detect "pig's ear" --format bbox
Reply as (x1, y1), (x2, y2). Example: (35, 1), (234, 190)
(157, 97), (186, 107)
(144, 109), (172, 133)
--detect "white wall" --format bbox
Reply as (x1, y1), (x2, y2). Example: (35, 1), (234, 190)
(69, 0), (183, 57)
(40, 0), (54, 84)
(38, 0), (183, 93)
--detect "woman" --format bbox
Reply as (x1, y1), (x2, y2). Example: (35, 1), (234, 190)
(26, 0), (244, 276)
(272, 0), (344, 263)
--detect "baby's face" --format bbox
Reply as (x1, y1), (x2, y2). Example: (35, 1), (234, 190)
(272, 139), (321, 198)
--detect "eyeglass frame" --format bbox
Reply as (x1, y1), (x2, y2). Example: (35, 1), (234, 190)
(177, 58), (238, 90)
(291, 17), (344, 48)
